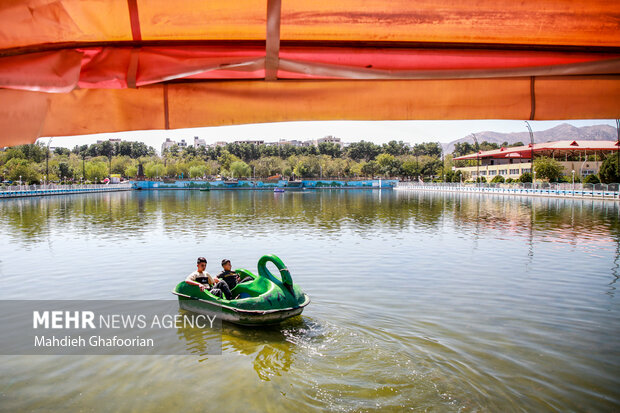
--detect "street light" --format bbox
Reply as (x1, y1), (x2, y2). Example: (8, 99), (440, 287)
(572, 170), (575, 195)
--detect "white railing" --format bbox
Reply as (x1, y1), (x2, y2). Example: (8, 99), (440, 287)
(0, 182), (132, 194)
(395, 182), (620, 200)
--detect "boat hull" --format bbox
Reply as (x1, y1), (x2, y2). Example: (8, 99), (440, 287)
(174, 292), (309, 326)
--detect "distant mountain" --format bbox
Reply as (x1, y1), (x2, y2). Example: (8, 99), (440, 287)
(444, 123), (617, 154)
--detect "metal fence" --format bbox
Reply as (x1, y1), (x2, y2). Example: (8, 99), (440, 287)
(395, 182), (620, 200)
(0, 182), (132, 197)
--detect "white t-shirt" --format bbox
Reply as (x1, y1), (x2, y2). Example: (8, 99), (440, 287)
(186, 270), (214, 286)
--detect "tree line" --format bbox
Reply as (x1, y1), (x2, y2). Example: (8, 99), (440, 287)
(0, 140), (454, 184)
(2, 139), (617, 184)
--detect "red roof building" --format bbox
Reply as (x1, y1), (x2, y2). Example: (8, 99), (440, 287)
(453, 140), (619, 180)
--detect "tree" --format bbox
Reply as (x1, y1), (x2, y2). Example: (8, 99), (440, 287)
(4, 158), (41, 184)
(375, 153), (401, 177)
(54, 147), (71, 156)
(534, 156), (563, 181)
(519, 172), (532, 183)
(58, 162), (73, 180)
(490, 175), (505, 183)
(345, 141), (381, 161)
(453, 142), (476, 157)
(189, 165), (207, 178)
(361, 160), (378, 177)
(144, 163), (165, 178)
(230, 161), (252, 178)
(399, 157), (419, 180)
(218, 150), (240, 171)
(85, 161), (108, 182)
(382, 140), (410, 156)
(124, 165), (138, 177)
(598, 154), (620, 183)
(583, 174), (600, 184)
(318, 142), (342, 158)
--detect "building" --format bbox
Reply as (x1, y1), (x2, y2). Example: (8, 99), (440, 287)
(314, 136), (343, 147)
(234, 140), (264, 145)
(161, 138), (176, 153)
(96, 138), (122, 144)
(193, 136), (206, 148)
(178, 139), (187, 148)
(453, 140), (619, 180)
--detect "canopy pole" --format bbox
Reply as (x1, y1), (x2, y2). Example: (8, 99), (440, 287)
(163, 84), (170, 130)
(265, 0), (282, 80)
(127, 0), (142, 41)
(529, 76), (536, 120)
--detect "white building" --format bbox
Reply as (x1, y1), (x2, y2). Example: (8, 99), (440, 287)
(314, 136), (343, 147)
(193, 136), (206, 148)
(161, 138), (176, 153)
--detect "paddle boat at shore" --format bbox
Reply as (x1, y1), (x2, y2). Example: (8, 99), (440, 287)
(172, 254), (310, 326)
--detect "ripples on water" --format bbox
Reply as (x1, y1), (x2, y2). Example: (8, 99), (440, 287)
(0, 190), (618, 411)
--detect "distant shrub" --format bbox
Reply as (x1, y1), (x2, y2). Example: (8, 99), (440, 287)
(583, 174), (600, 184)
(490, 175), (505, 183)
(518, 172), (532, 183)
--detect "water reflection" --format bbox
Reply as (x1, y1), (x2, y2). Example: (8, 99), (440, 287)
(1, 190), (619, 411)
(1, 190), (618, 249)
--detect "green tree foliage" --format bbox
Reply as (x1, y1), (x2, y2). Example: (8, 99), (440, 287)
(250, 156), (284, 178)
(533, 156), (563, 182)
(376, 153), (401, 177)
(58, 162), (73, 179)
(218, 150), (240, 172)
(400, 160), (418, 179)
(124, 165), (138, 178)
(54, 147), (71, 156)
(582, 174), (600, 184)
(382, 140), (410, 156)
(490, 175), (505, 183)
(519, 172), (532, 183)
(452, 142), (476, 157)
(3, 158), (41, 184)
(412, 142), (442, 158)
(230, 161), (252, 178)
(189, 165), (207, 178)
(318, 142), (342, 158)
(144, 163), (165, 178)
(85, 161), (108, 182)
(479, 141), (500, 151)
(110, 156), (135, 175)
(345, 141), (382, 161)
(598, 154), (620, 183)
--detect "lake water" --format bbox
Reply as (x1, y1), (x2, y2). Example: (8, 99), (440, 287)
(0, 189), (618, 412)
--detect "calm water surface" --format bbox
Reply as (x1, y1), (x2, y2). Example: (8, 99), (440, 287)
(0, 190), (618, 412)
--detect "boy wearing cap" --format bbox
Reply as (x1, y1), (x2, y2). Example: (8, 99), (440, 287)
(186, 257), (233, 300)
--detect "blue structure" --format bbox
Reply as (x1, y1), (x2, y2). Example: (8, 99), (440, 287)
(131, 179), (398, 190)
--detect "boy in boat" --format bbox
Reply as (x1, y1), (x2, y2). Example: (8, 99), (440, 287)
(217, 259), (253, 290)
(185, 257), (233, 300)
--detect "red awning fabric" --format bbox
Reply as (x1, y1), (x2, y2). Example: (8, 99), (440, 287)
(0, 1), (619, 147)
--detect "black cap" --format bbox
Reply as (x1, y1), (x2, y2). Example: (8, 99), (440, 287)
(221, 259), (230, 266)
(197, 257), (207, 264)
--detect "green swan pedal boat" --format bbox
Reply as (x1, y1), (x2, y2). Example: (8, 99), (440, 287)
(172, 254), (310, 326)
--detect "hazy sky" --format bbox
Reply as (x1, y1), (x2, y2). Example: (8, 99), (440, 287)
(38, 119), (616, 153)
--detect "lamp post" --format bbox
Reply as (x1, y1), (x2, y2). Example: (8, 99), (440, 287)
(572, 170), (575, 196)
(525, 121), (535, 189)
(19, 175), (22, 190)
(533, 171), (536, 190)
(472, 133), (480, 187)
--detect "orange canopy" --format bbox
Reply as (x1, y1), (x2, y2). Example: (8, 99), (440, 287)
(1, 0), (619, 147)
